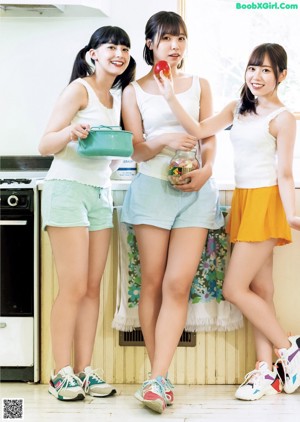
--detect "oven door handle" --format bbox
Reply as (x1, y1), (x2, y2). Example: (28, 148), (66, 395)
(0, 220), (28, 226)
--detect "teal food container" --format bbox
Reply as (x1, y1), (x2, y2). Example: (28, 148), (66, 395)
(77, 125), (133, 158)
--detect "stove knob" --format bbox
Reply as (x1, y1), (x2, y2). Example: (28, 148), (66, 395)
(7, 194), (19, 207)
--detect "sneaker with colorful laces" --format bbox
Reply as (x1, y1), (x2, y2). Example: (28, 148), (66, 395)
(48, 365), (85, 401)
(141, 376), (167, 413)
(77, 366), (116, 397)
(134, 374), (174, 406)
(275, 335), (300, 394)
(235, 361), (282, 401)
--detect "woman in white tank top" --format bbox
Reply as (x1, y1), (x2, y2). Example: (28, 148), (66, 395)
(39, 26), (135, 402)
(121, 11), (224, 413)
(158, 42), (300, 402)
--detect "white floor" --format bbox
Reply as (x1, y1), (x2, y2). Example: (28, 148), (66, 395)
(1, 383), (300, 422)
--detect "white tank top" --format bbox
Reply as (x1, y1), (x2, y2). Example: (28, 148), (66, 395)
(230, 107), (286, 188)
(45, 78), (121, 187)
(132, 76), (201, 180)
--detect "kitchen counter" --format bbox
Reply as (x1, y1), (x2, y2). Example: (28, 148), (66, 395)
(37, 178), (236, 190)
(109, 179), (237, 190)
(37, 178), (300, 191)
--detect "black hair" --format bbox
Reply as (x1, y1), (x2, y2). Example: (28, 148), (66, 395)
(69, 26), (136, 90)
(143, 11), (188, 69)
(239, 43), (287, 115)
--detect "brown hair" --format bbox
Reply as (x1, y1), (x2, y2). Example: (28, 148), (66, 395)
(143, 11), (188, 69)
(239, 43), (287, 114)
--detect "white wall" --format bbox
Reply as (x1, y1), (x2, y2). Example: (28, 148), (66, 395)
(0, 0), (177, 155)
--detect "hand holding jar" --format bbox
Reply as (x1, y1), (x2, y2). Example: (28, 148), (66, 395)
(168, 150), (199, 185)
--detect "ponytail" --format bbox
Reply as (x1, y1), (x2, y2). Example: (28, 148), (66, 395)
(113, 56), (136, 91)
(239, 84), (257, 115)
(69, 45), (93, 83)
(68, 26), (135, 89)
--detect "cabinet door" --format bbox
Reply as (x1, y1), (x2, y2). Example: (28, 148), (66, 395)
(0, 317), (33, 366)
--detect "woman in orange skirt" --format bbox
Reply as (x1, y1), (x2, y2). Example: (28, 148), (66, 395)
(157, 43), (300, 401)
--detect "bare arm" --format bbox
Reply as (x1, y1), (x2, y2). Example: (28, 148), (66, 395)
(155, 72), (235, 139)
(39, 82), (90, 156)
(276, 111), (300, 230)
(121, 83), (198, 163)
(198, 78), (217, 180)
(176, 77), (217, 192)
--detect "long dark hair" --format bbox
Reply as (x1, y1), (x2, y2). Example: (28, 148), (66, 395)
(239, 43), (287, 115)
(69, 26), (136, 90)
(143, 11), (188, 69)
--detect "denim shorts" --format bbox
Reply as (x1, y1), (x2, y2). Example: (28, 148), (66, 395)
(121, 173), (224, 230)
(41, 180), (113, 231)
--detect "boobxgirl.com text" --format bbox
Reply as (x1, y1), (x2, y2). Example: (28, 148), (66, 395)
(236, 2), (298, 9)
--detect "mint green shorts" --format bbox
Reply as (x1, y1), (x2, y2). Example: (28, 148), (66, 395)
(41, 180), (113, 231)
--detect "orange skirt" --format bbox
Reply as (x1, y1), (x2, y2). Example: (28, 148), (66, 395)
(226, 185), (291, 246)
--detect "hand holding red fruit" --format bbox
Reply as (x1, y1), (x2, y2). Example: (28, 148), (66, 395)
(153, 61), (174, 101)
(153, 60), (171, 79)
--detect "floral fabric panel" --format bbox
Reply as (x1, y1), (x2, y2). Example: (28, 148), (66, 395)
(127, 226), (228, 308)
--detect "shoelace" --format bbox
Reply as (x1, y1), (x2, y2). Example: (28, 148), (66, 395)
(146, 372), (174, 392)
(240, 368), (263, 386)
(81, 368), (104, 393)
(54, 373), (82, 393)
(143, 378), (167, 401)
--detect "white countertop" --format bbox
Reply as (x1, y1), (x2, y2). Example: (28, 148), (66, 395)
(37, 179), (300, 190)
(110, 179), (237, 190)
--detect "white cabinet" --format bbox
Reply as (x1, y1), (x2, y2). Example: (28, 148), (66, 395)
(0, 317), (34, 366)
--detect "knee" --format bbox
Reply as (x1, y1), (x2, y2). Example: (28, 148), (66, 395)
(85, 282), (100, 300)
(60, 281), (87, 303)
(164, 278), (191, 302)
(222, 282), (239, 305)
(251, 283), (274, 302)
(141, 273), (163, 296)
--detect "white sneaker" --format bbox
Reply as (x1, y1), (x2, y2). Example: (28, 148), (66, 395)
(77, 366), (116, 397)
(49, 365), (85, 401)
(235, 361), (282, 401)
(276, 335), (300, 393)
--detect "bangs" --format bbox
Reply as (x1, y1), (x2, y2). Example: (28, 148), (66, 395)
(247, 48), (266, 67)
(101, 26), (131, 48)
(156, 17), (188, 41)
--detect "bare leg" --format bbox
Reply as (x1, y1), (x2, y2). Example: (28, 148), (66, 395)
(73, 229), (112, 372)
(223, 240), (290, 350)
(134, 225), (170, 366)
(47, 226), (89, 374)
(151, 227), (208, 378)
(250, 253), (276, 368)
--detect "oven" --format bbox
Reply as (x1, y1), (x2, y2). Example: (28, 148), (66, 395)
(0, 184), (39, 382)
(0, 156), (52, 382)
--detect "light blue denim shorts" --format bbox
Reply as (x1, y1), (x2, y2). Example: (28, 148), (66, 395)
(121, 173), (224, 230)
(41, 180), (113, 231)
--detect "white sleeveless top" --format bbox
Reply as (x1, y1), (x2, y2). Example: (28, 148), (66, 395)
(230, 107), (286, 188)
(132, 76), (201, 180)
(45, 78), (121, 188)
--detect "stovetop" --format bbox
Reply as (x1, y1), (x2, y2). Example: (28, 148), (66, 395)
(0, 155), (53, 189)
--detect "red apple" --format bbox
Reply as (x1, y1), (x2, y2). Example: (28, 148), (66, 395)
(153, 60), (171, 79)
